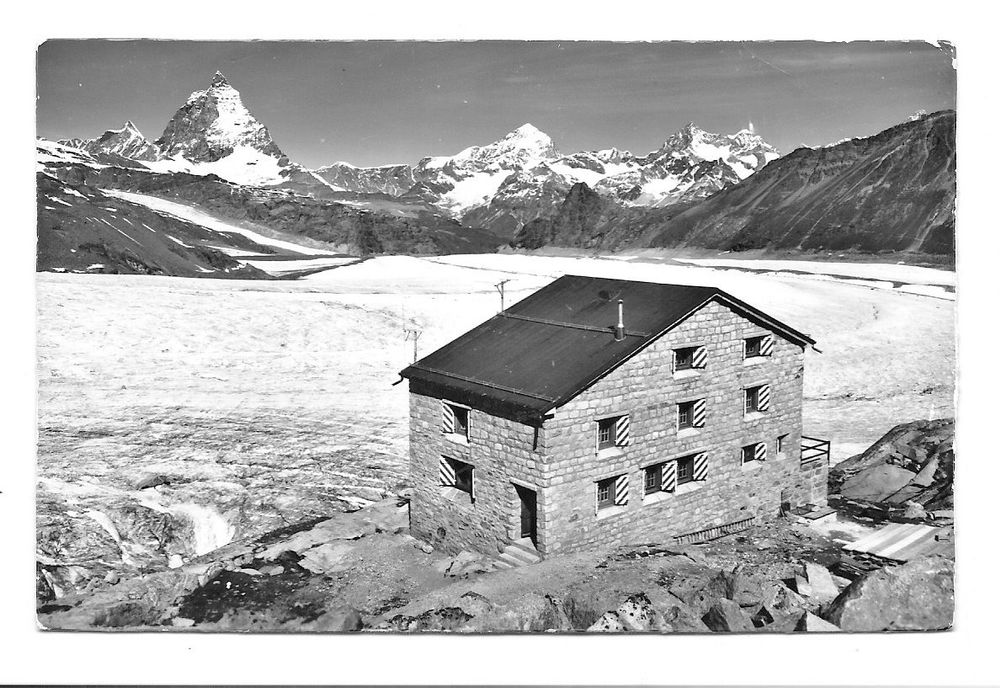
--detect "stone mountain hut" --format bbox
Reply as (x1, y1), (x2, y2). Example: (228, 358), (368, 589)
(399, 275), (829, 562)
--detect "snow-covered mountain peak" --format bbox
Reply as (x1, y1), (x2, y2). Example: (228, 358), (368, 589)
(503, 122), (552, 147)
(470, 123), (559, 169)
(151, 73), (288, 185)
(57, 121), (161, 162)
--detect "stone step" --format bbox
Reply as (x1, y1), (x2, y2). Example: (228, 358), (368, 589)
(492, 558), (515, 570)
(504, 542), (543, 564)
(497, 551), (527, 567)
(502, 547), (540, 566)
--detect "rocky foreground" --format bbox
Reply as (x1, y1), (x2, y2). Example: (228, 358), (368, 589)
(37, 492), (953, 633)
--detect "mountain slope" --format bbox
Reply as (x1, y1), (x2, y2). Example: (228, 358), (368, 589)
(513, 111), (955, 256)
(648, 110), (956, 254)
(36, 171), (270, 278)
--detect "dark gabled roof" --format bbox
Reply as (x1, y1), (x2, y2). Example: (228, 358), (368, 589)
(400, 275), (815, 425)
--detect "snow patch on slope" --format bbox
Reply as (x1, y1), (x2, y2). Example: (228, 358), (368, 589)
(101, 189), (338, 256)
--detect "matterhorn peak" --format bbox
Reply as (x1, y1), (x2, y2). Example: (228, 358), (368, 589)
(155, 72), (286, 168)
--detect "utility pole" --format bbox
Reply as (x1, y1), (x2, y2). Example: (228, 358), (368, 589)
(404, 329), (422, 362)
(495, 279), (512, 312)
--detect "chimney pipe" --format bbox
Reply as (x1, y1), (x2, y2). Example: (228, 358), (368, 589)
(614, 299), (625, 341)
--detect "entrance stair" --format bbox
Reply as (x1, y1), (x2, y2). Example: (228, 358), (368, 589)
(494, 538), (543, 569)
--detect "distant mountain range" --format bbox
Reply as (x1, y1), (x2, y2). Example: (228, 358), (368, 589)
(511, 110), (955, 255)
(38, 71), (955, 277)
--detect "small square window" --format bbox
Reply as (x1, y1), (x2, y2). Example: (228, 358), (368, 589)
(742, 443), (766, 465)
(440, 457), (475, 500)
(744, 336), (766, 359)
(677, 455), (695, 484)
(644, 464), (662, 494)
(597, 476), (616, 509)
(443, 402), (470, 440)
(597, 415), (628, 450)
(677, 401), (694, 429)
(674, 346), (696, 370)
(745, 386), (762, 415)
(776, 434), (788, 454)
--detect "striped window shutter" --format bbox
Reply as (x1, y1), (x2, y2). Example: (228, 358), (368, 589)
(692, 345), (708, 368)
(441, 401), (455, 433)
(692, 398), (707, 428)
(614, 474), (629, 505)
(438, 457), (455, 486)
(758, 384), (771, 411)
(615, 415), (631, 446)
(693, 451), (709, 481)
(760, 334), (775, 356)
(661, 461), (678, 492)
(755, 442), (768, 462)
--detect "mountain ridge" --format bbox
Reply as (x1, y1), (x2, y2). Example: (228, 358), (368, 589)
(511, 110), (955, 256)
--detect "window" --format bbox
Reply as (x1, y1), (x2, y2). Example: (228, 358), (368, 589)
(678, 399), (706, 430)
(744, 385), (770, 415)
(597, 476), (616, 509)
(742, 442), (767, 465)
(644, 464), (662, 494)
(442, 401), (470, 440)
(676, 454), (696, 485)
(744, 335), (773, 359)
(597, 415), (630, 451)
(439, 456), (475, 500)
(678, 401), (693, 429)
(776, 434), (788, 455)
(652, 453), (707, 493)
(674, 345), (706, 372)
(453, 406), (469, 438)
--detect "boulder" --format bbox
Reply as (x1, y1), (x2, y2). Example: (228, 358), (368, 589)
(795, 612), (841, 632)
(903, 501), (928, 520)
(701, 598), (753, 632)
(911, 456), (940, 488)
(761, 582), (810, 616)
(457, 591), (493, 618)
(615, 593), (662, 631)
(361, 497), (409, 534)
(133, 473), (171, 490)
(587, 611), (627, 632)
(803, 562), (840, 604)
(840, 464), (917, 502)
(297, 542), (356, 574)
(823, 556), (954, 631)
(788, 574), (812, 598)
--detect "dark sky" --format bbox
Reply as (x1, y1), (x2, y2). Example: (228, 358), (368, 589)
(36, 40), (956, 168)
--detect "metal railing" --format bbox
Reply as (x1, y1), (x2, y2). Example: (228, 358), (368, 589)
(801, 435), (831, 465)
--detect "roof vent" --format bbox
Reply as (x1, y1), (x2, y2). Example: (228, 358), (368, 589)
(614, 299), (625, 341)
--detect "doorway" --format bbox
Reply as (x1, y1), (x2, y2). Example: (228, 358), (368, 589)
(514, 484), (537, 545)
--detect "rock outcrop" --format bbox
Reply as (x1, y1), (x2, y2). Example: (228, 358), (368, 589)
(831, 418), (954, 513)
(823, 555), (954, 631)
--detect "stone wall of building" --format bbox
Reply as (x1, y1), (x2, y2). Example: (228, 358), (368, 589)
(539, 300), (820, 555)
(408, 390), (546, 555)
